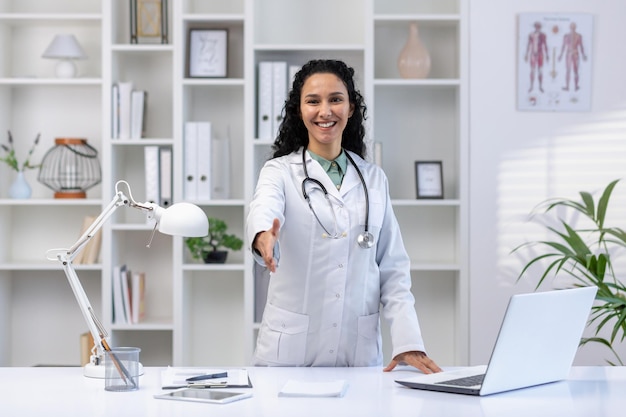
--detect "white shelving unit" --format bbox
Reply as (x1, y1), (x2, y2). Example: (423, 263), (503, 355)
(0, 0), (467, 368)
(371, 0), (469, 365)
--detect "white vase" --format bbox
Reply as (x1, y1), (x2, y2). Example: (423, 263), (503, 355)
(397, 22), (431, 79)
(9, 171), (32, 199)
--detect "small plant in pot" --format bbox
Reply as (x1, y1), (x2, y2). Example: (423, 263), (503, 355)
(185, 217), (243, 264)
(512, 179), (626, 365)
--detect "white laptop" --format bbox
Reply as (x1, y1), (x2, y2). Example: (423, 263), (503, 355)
(395, 286), (597, 396)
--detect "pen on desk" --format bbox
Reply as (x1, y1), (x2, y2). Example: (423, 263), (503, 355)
(187, 383), (228, 388)
(185, 372), (228, 382)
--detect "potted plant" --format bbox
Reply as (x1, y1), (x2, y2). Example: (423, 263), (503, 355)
(185, 217), (243, 264)
(513, 179), (626, 365)
(1, 131), (41, 199)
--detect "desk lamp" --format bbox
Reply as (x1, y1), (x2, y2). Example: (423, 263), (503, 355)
(47, 180), (208, 379)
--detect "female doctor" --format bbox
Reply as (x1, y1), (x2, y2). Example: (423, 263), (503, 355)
(247, 59), (441, 374)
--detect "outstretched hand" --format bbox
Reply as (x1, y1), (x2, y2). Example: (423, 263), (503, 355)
(383, 351), (442, 374)
(253, 218), (280, 273)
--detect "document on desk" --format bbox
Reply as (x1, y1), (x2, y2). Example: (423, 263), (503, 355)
(160, 367), (252, 389)
(278, 379), (348, 397)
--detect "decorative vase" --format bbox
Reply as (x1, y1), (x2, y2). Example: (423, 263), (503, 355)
(397, 22), (431, 79)
(9, 171), (32, 199)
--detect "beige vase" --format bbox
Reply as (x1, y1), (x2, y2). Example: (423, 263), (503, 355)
(397, 22), (431, 79)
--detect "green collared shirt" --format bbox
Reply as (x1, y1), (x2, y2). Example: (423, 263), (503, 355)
(308, 149), (348, 190)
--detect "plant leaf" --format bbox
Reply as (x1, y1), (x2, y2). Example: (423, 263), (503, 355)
(597, 179), (620, 229)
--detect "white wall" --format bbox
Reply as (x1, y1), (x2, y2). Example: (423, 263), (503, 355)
(469, 0), (626, 365)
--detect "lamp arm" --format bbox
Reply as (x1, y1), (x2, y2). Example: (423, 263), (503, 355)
(59, 254), (107, 357)
(59, 257), (135, 387)
(46, 190), (131, 360)
(66, 190), (127, 261)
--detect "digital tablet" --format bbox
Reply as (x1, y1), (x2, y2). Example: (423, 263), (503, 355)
(154, 388), (252, 404)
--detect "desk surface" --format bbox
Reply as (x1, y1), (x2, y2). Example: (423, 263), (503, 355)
(0, 366), (624, 416)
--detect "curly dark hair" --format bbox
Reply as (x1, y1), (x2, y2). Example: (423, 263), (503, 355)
(271, 59), (367, 159)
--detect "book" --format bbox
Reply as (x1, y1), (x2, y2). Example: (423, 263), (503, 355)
(118, 81), (134, 139)
(131, 271), (146, 324)
(80, 331), (95, 366)
(111, 83), (120, 139)
(112, 264), (128, 324)
(81, 215), (102, 265)
(72, 216), (93, 265)
(120, 265), (132, 324)
(130, 89), (147, 139)
(112, 265), (146, 325)
(278, 379), (348, 397)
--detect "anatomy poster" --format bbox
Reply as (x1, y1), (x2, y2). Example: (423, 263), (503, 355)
(517, 13), (593, 112)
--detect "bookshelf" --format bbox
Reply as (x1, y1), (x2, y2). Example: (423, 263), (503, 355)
(0, 0), (467, 367)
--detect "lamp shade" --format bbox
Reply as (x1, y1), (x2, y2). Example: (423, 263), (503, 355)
(156, 202), (209, 237)
(42, 34), (87, 59)
(37, 138), (101, 198)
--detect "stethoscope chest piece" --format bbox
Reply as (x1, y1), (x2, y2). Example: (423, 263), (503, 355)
(357, 231), (375, 249)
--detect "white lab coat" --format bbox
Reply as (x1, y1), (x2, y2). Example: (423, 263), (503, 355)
(247, 148), (425, 367)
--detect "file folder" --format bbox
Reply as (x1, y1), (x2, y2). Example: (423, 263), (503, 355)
(184, 122), (198, 200)
(159, 146), (173, 207)
(144, 145), (160, 205)
(272, 61), (288, 138)
(196, 122), (212, 201)
(257, 61), (273, 140)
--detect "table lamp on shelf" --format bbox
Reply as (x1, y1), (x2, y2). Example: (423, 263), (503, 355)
(46, 180), (208, 380)
(38, 138), (101, 199)
(41, 34), (87, 78)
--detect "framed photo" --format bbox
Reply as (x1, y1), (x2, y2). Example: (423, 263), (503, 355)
(130, 0), (168, 44)
(187, 29), (228, 78)
(415, 161), (443, 199)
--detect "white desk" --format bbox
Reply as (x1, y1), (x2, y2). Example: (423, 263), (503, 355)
(0, 366), (624, 416)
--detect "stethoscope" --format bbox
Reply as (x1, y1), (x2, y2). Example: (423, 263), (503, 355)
(301, 148), (374, 249)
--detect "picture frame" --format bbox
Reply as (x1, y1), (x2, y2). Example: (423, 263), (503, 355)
(130, 0), (168, 44)
(187, 29), (228, 78)
(415, 161), (444, 199)
(517, 13), (593, 112)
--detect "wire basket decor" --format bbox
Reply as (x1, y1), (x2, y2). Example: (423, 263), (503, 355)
(38, 138), (102, 198)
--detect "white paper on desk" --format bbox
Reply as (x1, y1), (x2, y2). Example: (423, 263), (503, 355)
(278, 379), (348, 397)
(160, 368), (251, 389)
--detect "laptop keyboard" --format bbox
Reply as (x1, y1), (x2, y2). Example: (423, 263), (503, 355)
(436, 373), (485, 387)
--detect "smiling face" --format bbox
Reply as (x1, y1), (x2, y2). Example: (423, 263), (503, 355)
(300, 72), (354, 160)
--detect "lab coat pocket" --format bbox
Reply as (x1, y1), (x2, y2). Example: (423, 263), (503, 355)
(358, 193), (385, 231)
(257, 303), (309, 365)
(354, 312), (381, 366)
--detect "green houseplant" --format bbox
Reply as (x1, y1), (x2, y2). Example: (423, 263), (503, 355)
(185, 217), (243, 263)
(513, 179), (626, 365)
